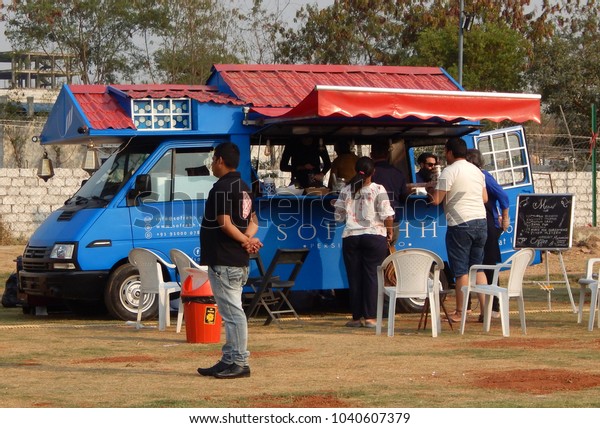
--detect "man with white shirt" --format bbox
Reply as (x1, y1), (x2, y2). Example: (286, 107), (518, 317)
(428, 137), (488, 323)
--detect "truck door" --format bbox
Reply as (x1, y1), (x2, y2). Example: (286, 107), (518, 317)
(129, 146), (216, 263)
(474, 125), (534, 258)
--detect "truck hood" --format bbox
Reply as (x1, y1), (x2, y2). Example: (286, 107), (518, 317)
(27, 207), (105, 247)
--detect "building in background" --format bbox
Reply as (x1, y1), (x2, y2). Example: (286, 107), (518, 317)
(0, 51), (73, 90)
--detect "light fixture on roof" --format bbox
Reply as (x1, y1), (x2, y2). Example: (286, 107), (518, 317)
(361, 127), (378, 136)
(427, 128), (447, 137)
(458, 0), (477, 86)
(461, 12), (475, 31)
(292, 126), (310, 135)
(82, 143), (100, 174)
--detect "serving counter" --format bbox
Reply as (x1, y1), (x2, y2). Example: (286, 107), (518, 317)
(253, 193), (344, 291)
(250, 192), (449, 292)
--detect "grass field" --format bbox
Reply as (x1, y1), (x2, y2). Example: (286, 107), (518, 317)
(1, 270), (599, 408)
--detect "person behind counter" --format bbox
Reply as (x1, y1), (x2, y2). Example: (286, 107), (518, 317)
(334, 156), (395, 328)
(370, 140), (409, 245)
(416, 152), (439, 183)
(280, 136), (331, 188)
(329, 140), (359, 185)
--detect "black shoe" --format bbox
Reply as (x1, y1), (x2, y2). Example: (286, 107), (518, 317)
(197, 360), (230, 377)
(213, 363), (251, 379)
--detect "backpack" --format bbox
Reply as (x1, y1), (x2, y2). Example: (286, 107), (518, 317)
(2, 256), (23, 308)
(384, 244), (397, 286)
(1, 272), (20, 307)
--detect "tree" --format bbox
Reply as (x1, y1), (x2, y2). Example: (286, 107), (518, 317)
(276, 1), (408, 64)
(410, 21), (530, 92)
(151, 0), (240, 84)
(5, 0), (168, 84)
(528, 1), (600, 134)
(232, 0), (291, 64)
(275, 0), (557, 66)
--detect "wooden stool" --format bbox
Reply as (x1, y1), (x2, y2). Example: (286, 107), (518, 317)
(418, 290), (453, 331)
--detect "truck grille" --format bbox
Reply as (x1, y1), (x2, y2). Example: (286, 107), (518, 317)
(22, 246), (51, 271)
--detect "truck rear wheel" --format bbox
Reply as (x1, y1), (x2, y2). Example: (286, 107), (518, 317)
(104, 263), (158, 321)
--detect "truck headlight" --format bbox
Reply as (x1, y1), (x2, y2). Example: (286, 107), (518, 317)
(50, 243), (75, 259)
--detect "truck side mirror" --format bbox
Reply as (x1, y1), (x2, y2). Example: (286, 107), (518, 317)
(126, 174), (151, 206)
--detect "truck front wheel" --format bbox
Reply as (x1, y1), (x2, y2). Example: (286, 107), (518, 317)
(104, 263), (158, 321)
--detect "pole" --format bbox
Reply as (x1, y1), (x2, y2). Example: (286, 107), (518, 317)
(458, 0), (464, 86)
(593, 104), (597, 226)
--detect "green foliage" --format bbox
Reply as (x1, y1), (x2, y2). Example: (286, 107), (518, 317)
(410, 22), (530, 92)
(276, 2), (408, 64)
(152, 0), (240, 84)
(5, 0), (168, 84)
(528, 3), (600, 134)
(232, 0), (289, 64)
(275, 0), (555, 66)
(4, 0), (600, 137)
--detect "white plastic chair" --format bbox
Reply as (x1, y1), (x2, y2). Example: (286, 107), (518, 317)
(128, 248), (182, 331)
(170, 248), (209, 333)
(376, 249), (444, 337)
(169, 248), (204, 289)
(460, 248), (535, 337)
(577, 258), (600, 331)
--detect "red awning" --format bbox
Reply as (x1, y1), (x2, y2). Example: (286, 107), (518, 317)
(254, 86), (541, 124)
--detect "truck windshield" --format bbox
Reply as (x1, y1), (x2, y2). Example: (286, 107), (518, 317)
(66, 144), (152, 207)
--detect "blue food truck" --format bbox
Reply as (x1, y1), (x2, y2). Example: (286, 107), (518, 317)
(19, 64), (541, 320)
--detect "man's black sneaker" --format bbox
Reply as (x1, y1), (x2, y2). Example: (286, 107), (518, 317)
(213, 363), (251, 379)
(197, 361), (230, 377)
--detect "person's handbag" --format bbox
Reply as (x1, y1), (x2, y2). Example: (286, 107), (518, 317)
(384, 244), (397, 286)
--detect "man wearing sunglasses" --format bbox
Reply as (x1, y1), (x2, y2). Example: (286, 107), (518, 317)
(415, 152), (439, 183)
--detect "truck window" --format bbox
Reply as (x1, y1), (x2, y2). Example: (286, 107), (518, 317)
(68, 146), (150, 206)
(142, 148), (216, 203)
(476, 129), (529, 187)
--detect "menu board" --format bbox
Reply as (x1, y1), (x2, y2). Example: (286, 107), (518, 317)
(514, 194), (574, 250)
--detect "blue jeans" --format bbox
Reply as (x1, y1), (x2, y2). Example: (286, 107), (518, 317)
(208, 265), (250, 367)
(446, 218), (487, 277)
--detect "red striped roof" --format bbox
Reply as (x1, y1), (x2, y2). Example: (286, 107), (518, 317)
(113, 84), (244, 104)
(70, 85), (134, 130)
(211, 64), (459, 107)
(70, 84), (244, 130)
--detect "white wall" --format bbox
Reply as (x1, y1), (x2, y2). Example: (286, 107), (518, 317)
(0, 169), (598, 242)
(532, 172), (600, 227)
(0, 168), (89, 240)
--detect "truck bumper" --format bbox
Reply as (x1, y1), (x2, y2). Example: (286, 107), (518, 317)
(19, 270), (109, 302)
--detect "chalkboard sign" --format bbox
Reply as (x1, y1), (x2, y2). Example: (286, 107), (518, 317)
(514, 194), (574, 250)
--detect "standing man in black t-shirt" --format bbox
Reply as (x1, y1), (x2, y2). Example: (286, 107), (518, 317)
(197, 142), (262, 379)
